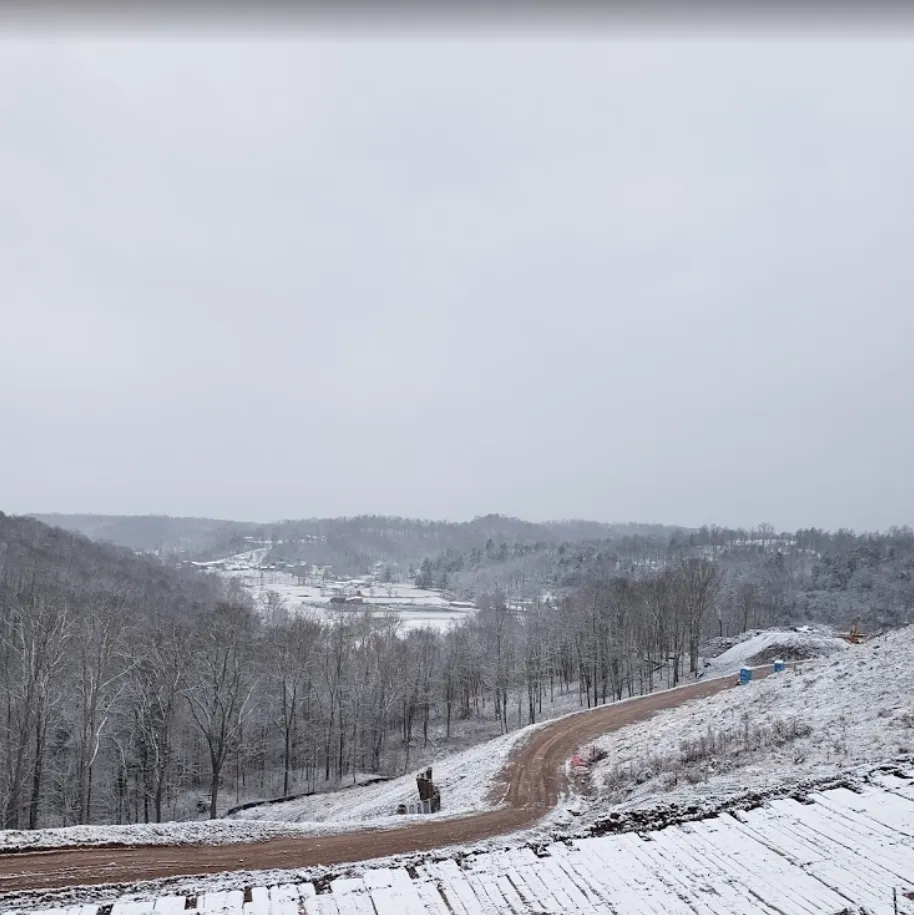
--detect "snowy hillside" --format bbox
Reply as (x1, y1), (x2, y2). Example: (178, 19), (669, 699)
(581, 625), (913, 816)
(198, 549), (474, 632)
(234, 723), (537, 824)
(703, 626), (849, 676)
(2, 626), (906, 857)
(250, 625), (855, 826)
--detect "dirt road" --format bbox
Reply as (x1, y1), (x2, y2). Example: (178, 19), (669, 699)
(0, 671), (764, 893)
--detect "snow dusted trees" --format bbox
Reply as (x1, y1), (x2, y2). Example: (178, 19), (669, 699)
(0, 528), (771, 829)
(677, 558), (723, 675)
(5, 511), (913, 830)
(185, 602), (257, 819)
(128, 623), (191, 822)
(0, 513), (228, 828)
(269, 616), (321, 796)
(476, 591), (516, 734)
(73, 600), (133, 824)
(0, 591), (70, 828)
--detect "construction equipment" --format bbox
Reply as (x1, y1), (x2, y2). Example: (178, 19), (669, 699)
(395, 767), (441, 815)
(847, 618), (864, 644)
(416, 766), (441, 813)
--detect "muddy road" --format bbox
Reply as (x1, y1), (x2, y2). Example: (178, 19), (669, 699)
(0, 671), (766, 892)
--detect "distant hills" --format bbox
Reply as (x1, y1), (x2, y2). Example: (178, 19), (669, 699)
(29, 513), (251, 556)
(0, 511), (225, 624)
(29, 512), (688, 572)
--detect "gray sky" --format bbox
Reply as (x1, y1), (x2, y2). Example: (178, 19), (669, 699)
(2, 33), (913, 532)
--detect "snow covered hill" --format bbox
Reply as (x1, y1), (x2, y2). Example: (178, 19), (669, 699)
(703, 626), (849, 676)
(577, 625), (913, 819)
(233, 724), (535, 825)
(244, 627), (856, 827)
(5, 628), (914, 913)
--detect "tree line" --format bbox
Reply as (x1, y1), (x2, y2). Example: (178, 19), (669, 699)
(0, 510), (731, 829)
(3, 512), (913, 830)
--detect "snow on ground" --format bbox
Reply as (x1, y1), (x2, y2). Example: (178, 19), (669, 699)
(0, 797), (451, 855)
(233, 722), (536, 824)
(203, 551), (473, 633)
(0, 669), (715, 852)
(5, 770), (914, 914)
(0, 711), (544, 853)
(192, 548), (272, 571)
(6, 629), (914, 912)
(238, 627), (853, 826)
(0, 819), (352, 853)
(703, 625), (849, 676)
(579, 626), (912, 817)
(3, 625), (904, 858)
(0, 626), (883, 854)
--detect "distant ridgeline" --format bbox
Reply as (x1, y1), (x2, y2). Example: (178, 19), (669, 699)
(29, 512), (685, 572)
(28, 513), (914, 631)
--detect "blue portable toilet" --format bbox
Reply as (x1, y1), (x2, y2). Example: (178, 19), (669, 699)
(773, 659), (786, 673)
(739, 667), (753, 685)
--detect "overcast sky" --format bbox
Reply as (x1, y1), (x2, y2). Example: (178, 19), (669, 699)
(1, 31), (912, 532)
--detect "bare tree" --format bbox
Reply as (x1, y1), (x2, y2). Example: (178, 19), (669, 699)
(130, 624), (191, 822)
(74, 600), (132, 825)
(677, 558), (723, 675)
(270, 616), (321, 796)
(185, 603), (258, 818)
(0, 588), (71, 828)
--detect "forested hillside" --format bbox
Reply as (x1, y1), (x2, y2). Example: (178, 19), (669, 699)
(6, 513), (720, 829)
(34, 513), (685, 573)
(42, 513), (914, 634)
(5, 512), (913, 833)
(415, 523), (914, 631)
(0, 513), (230, 829)
(30, 514), (255, 558)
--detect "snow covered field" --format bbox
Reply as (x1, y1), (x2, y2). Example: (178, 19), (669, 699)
(198, 551), (474, 632)
(6, 771), (914, 914)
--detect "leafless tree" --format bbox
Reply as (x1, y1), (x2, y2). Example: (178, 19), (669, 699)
(185, 603), (258, 818)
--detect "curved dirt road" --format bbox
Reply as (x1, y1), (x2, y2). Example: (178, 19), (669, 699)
(0, 670), (765, 893)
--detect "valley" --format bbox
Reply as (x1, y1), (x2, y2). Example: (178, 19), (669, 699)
(192, 546), (478, 633)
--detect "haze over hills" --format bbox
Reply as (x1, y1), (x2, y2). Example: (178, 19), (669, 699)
(28, 513), (253, 556)
(30, 512), (688, 569)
